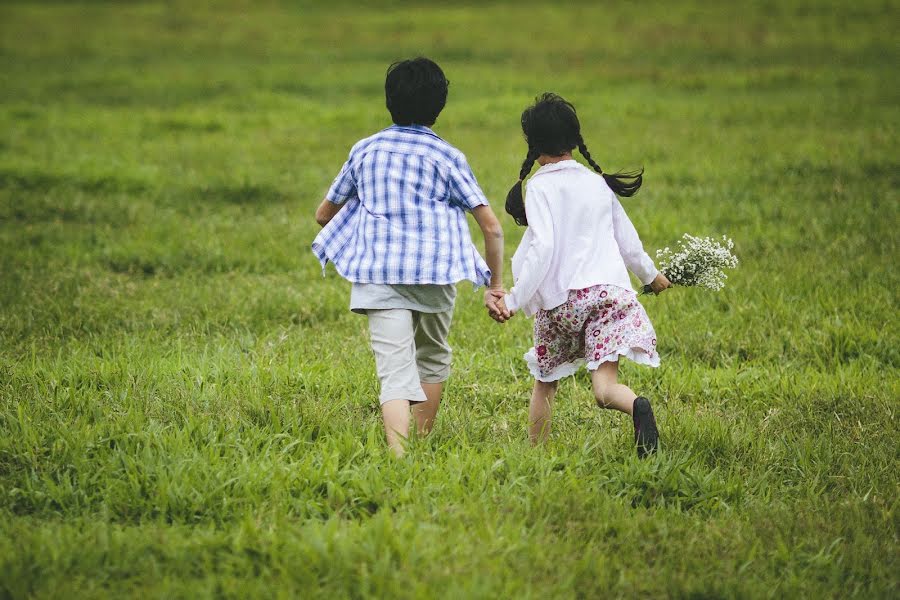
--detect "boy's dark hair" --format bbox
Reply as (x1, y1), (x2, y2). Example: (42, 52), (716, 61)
(505, 92), (644, 226)
(385, 57), (449, 126)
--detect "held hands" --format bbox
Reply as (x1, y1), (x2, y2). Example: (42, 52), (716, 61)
(493, 295), (513, 323)
(484, 287), (513, 323)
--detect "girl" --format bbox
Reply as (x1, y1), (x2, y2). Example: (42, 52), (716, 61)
(496, 93), (670, 458)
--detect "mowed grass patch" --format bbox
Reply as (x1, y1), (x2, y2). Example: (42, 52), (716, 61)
(1, 0), (897, 597)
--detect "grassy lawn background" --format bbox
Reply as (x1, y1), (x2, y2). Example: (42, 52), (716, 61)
(0, 0), (897, 597)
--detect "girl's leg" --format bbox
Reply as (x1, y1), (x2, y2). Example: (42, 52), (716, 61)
(589, 361), (637, 414)
(529, 379), (559, 445)
(381, 399), (411, 457)
(590, 360), (659, 457)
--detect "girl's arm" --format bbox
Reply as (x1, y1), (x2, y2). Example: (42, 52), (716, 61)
(611, 196), (659, 286)
(315, 198), (344, 227)
(505, 187), (554, 314)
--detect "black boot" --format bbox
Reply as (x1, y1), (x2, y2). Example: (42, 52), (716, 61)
(632, 397), (659, 458)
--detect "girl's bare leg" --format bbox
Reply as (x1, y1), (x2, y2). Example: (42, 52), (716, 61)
(413, 382), (442, 436)
(381, 399), (411, 457)
(529, 380), (559, 445)
(591, 360), (659, 457)
(589, 361), (637, 414)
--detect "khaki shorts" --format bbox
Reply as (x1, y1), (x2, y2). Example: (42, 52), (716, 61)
(367, 308), (453, 405)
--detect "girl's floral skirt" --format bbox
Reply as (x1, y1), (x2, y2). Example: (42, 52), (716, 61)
(525, 284), (659, 382)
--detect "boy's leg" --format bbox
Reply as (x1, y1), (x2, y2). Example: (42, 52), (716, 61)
(381, 399), (410, 457)
(411, 310), (453, 435)
(415, 382), (443, 435)
(589, 361), (637, 414)
(368, 309), (428, 456)
(529, 379), (558, 444)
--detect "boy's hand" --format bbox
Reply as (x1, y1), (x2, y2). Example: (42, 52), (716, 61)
(649, 272), (672, 295)
(484, 288), (511, 323)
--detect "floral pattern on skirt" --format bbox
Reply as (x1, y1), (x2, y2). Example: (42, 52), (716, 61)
(525, 284), (659, 382)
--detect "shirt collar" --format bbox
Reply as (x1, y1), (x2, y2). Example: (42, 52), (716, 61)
(388, 123), (443, 140)
(531, 159), (585, 178)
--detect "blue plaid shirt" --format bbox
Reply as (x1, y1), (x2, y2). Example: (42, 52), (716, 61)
(312, 125), (491, 286)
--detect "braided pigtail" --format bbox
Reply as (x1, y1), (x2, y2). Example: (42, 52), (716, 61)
(505, 147), (539, 226)
(577, 139), (643, 197)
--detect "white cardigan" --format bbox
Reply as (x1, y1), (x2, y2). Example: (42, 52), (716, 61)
(505, 160), (658, 317)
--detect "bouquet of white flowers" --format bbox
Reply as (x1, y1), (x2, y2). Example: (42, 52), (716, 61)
(643, 234), (738, 294)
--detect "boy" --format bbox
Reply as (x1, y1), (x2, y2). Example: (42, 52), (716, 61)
(312, 57), (506, 456)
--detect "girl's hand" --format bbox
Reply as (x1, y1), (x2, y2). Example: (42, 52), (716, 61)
(649, 272), (672, 295)
(494, 296), (514, 322)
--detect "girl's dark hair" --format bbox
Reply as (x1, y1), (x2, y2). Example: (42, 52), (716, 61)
(385, 57), (449, 126)
(505, 92), (643, 226)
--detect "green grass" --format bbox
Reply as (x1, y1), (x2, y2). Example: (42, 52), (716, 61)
(1, 0), (897, 597)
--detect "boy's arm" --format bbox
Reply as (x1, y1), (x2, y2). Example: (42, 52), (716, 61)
(317, 154), (357, 228)
(471, 205), (504, 288)
(470, 205), (509, 319)
(315, 198), (344, 228)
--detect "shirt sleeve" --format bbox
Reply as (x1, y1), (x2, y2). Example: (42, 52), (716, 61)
(612, 196), (658, 285)
(325, 158), (358, 206)
(505, 186), (555, 313)
(448, 154), (489, 211)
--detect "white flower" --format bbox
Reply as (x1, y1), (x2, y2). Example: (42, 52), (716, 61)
(655, 234), (739, 292)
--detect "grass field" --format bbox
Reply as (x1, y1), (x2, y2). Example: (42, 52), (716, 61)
(1, 0), (898, 597)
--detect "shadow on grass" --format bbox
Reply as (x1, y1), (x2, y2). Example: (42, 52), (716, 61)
(0, 168), (148, 196)
(191, 183), (289, 205)
(43, 78), (238, 109)
(0, 166), (293, 228)
(151, 118), (224, 134)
